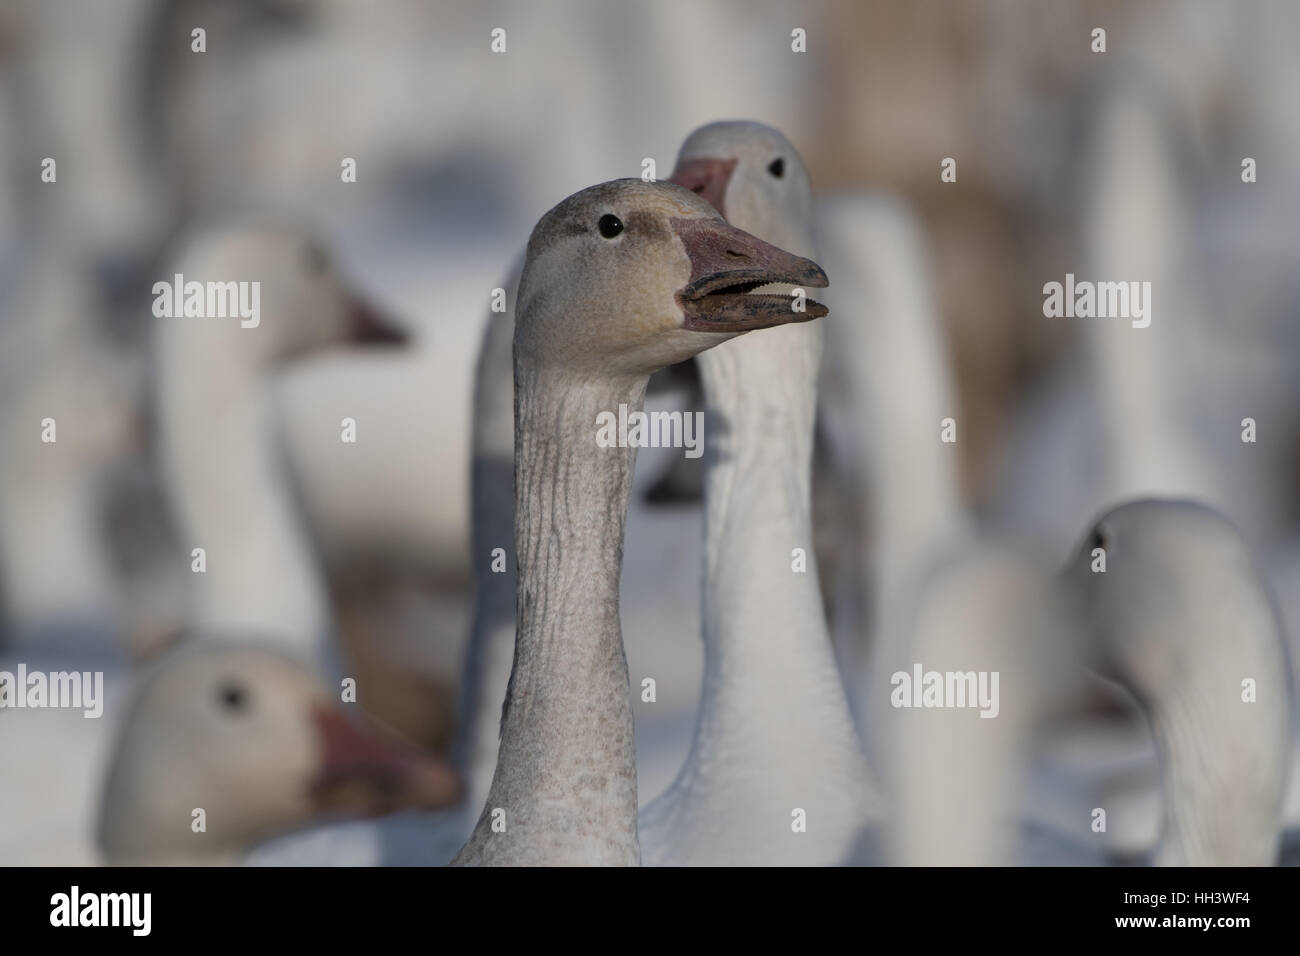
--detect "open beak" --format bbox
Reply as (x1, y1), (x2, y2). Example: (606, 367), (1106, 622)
(348, 295), (410, 346)
(670, 217), (829, 332)
(308, 706), (462, 816)
(669, 157), (737, 217)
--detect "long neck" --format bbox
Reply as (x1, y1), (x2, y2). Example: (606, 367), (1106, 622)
(643, 322), (871, 864)
(697, 325), (842, 730)
(157, 340), (330, 666)
(456, 363), (643, 865)
(1146, 603), (1289, 865)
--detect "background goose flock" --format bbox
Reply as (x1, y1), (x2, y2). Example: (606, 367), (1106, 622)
(1, 0), (1299, 870)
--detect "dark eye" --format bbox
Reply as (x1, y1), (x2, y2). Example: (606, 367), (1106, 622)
(597, 214), (624, 239)
(303, 241), (328, 275)
(217, 681), (249, 713)
(768, 158), (785, 179)
(1089, 526), (1109, 552)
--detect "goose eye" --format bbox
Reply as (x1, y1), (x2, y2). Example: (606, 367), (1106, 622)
(217, 681), (250, 713)
(1089, 527), (1109, 553)
(768, 157), (785, 179)
(597, 214), (624, 239)
(303, 241), (328, 275)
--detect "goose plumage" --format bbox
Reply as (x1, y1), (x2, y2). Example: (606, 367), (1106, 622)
(639, 122), (874, 865)
(1065, 499), (1292, 865)
(454, 179), (829, 865)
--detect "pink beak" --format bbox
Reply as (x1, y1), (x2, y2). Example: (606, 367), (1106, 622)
(669, 157), (737, 218)
(309, 706), (462, 815)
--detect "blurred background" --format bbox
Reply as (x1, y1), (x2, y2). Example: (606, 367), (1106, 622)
(1, 0), (1298, 864)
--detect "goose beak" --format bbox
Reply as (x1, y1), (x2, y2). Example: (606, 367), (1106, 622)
(669, 157), (737, 217)
(308, 707), (462, 815)
(671, 217), (829, 332)
(348, 296), (410, 346)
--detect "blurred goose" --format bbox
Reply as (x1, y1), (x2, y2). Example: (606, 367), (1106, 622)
(883, 541), (1089, 865)
(1065, 499), (1291, 865)
(811, 194), (971, 735)
(638, 122), (873, 864)
(453, 179), (828, 865)
(992, 76), (1238, 552)
(97, 640), (461, 865)
(154, 221), (406, 673)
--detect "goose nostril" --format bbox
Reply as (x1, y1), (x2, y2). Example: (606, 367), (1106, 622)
(691, 184), (706, 194)
(724, 249), (746, 259)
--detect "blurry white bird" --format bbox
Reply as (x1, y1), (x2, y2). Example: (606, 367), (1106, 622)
(1064, 499), (1291, 865)
(813, 194), (970, 734)
(96, 640), (461, 865)
(882, 540), (1090, 866)
(992, 76), (1250, 552)
(153, 221), (407, 673)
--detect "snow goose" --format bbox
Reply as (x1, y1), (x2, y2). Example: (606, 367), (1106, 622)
(153, 221), (406, 673)
(637, 121), (873, 865)
(812, 194), (970, 731)
(453, 179), (829, 865)
(1064, 499), (1291, 865)
(97, 640), (461, 865)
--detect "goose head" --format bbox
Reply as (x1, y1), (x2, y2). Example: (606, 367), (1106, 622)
(97, 642), (461, 864)
(515, 179), (827, 376)
(1064, 498), (1290, 864)
(162, 221), (407, 368)
(669, 120), (813, 252)
(1066, 499), (1282, 693)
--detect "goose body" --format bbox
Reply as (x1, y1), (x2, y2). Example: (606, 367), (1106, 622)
(812, 193), (971, 739)
(883, 541), (1088, 865)
(454, 179), (829, 865)
(639, 122), (873, 865)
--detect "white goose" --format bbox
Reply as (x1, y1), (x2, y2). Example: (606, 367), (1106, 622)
(883, 540), (1089, 865)
(154, 221), (406, 673)
(453, 179), (829, 865)
(92, 222), (467, 864)
(638, 122), (874, 865)
(813, 194), (970, 735)
(1065, 499), (1291, 865)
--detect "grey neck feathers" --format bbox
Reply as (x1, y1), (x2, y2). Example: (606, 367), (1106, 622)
(455, 364), (643, 865)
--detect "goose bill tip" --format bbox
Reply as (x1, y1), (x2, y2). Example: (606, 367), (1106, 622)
(348, 297), (410, 346)
(308, 707), (463, 814)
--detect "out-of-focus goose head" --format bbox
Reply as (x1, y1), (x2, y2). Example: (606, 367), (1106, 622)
(159, 222), (408, 368)
(97, 642), (461, 864)
(669, 120), (813, 254)
(1064, 498), (1290, 865)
